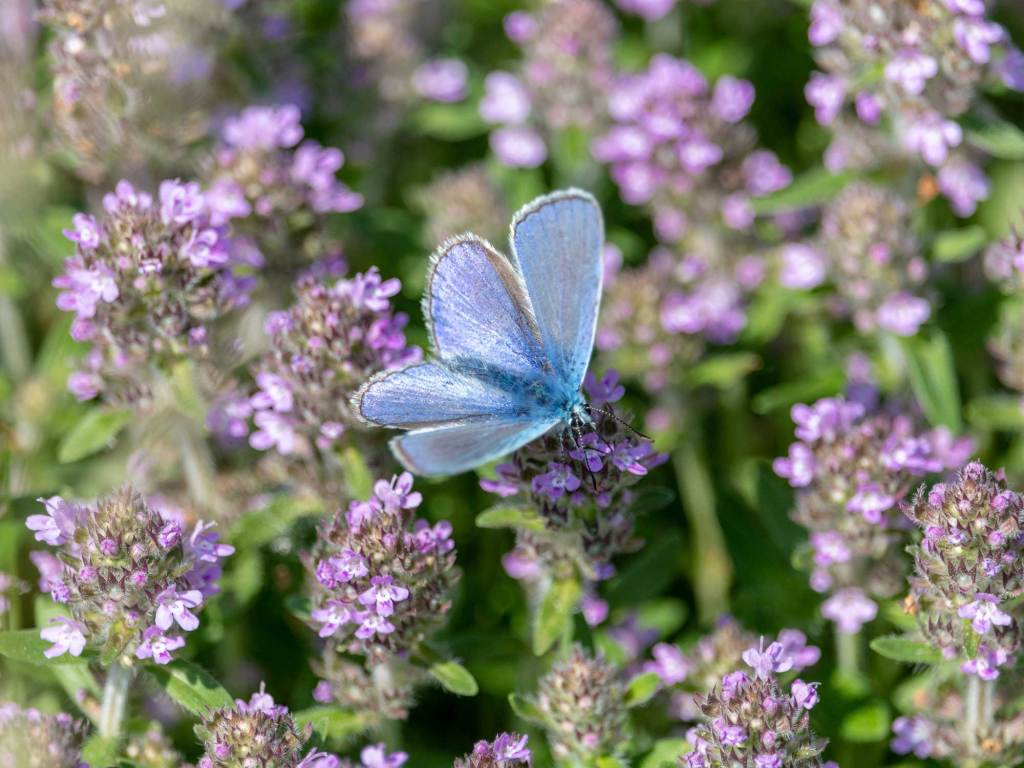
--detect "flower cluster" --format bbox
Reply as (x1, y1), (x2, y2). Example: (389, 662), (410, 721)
(223, 268), (420, 473)
(195, 684), (339, 768)
(684, 639), (830, 768)
(807, 182), (930, 336)
(774, 390), (971, 633)
(54, 179), (253, 403)
(124, 724), (184, 768)
(0, 701), (88, 768)
(643, 618), (820, 723)
(338, 744), (409, 768)
(481, 370), (666, 586)
(27, 486), (232, 664)
(205, 104), (363, 272)
(417, 164), (509, 248)
(905, 461), (1024, 678)
(533, 646), (627, 762)
(305, 473), (458, 718)
(347, 0), (432, 102)
(804, 0), (1022, 214)
(453, 733), (532, 768)
(481, 0), (616, 167)
(985, 232), (1024, 393)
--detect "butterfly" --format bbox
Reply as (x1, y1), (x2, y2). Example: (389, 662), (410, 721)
(352, 188), (604, 476)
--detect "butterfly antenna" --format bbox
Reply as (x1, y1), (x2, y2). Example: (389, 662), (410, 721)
(592, 404), (652, 441)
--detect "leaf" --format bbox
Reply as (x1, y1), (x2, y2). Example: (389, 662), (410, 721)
(685, 352), (761, 389)
(429, 660), (479, 696)
(966, 394), (1024, 430)
(532, 578), (580, 656)
(840, 701), (891, 742)
(412, 102), (488, 141)
(0, 628), (95, 666)
(475, 504), (546, 532)
(751, 368), (845, 415)
(869, 635), (943, 665)
(624, 671), (662, 708)
(966, 120), (1024, 160)
(338, 446), (374, 500)
(749, 168), (853, 214)
(286, 595), (311, 623)
(229, 495), (324, 549)
(595, 758), (628, 768)
(508, 693), (546, 725)
(625, 487), (676, 517)
(640, 738), (691, 768)
(932, 226), (989, 263)
(146, 659), (232, 716)
(292, 706), (368, 744)
(901, 333), (962, 431)
(57, 408), (132, 463)
(81, 735), (120, 766)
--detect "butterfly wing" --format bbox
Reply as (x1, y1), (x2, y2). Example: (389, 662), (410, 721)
(509, 189), (603, 392)
(353, 362), (527, 428)
(425, 234), (549, 381)
(390, 415), (561, 476)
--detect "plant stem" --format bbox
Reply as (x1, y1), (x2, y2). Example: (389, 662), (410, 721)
(835, 626), (861, 678)
(98, 662), (133, 741)
(963, 674), (995, 764)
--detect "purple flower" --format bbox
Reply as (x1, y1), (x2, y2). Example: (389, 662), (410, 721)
(355, 612), (396, 640)
(891, 715), (935, 759)
(67, 371), (101, 401)
(847, 484), (896, 524)
(805, 73), (846, 125)
(584, 369), (625, 407)
(159, 179), (205, 226)
(155, 587), (204, 632)
(135, 626), (186, 665)
(157, 521), (182, 549)
(779, 244), (826, 290)
(711, 76), (755, 123)
(251, 372), (295, 412)
(721, 671), (749, 700)
(373, 472), (422, 514)
(479, 72), (531, 125)
(53, 259), (118, 321)
(884, 49), (938, 95)
(742, 638), (793, 680)
(358, 575), (410, 617)
(311, 600), (354, 638)
(489, 732), (531, 762)
(316, 550), (368, 587)
(999, 48), (1024, 91)
(773, 443), (816, 487)
(953, 17), (1004, 65)
(742, 151), (791, 196)
(962, 644), (1011, 679)
(40, 617), (87, 659)
(790, 679), (819, 709)
(821, 588), (877, 634)
(903, 112), (962, 167)
(937, 157), (989, 217)
(221, 104), (303, 150)
(808, 0), (842, 46)
(854, 91), (883, 125)
(63, 213), (100, 249)
(644, 642), (691, 685)
(532, 462), (582, 500)
(876, 292), (930, 336)
(412, 58), (468, 103)
(712, 718), (747, 746)
(614, 0), (677, 21)
(490, 126), (547, 168)
(26, 496), (80, 546)
(503, 11), (537, 43)
(958, 593), (1012, 635)
(359, 744), (408, 768)
(249, 411), (297, 454)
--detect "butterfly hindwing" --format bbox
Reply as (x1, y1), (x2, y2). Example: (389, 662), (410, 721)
(510, 189), (603, 392)
(425, 235), (549, 381)
(353, 362), (527, 428)
(390, 416), (561, 476)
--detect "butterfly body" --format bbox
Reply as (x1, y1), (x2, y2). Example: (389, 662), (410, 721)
(354, 189), (604, 476)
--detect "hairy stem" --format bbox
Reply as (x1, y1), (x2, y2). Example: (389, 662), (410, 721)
(98, 662), (133, 741)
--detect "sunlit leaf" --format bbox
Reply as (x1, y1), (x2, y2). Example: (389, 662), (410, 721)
(57, 408), (133, 463)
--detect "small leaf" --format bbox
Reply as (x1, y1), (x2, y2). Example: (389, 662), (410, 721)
(292, 706), (368, 744)
(429, 660), (479, 696)
(532, 578), (580, 655)
(412, 102), (488, 141)
(0, 628), (94, 666)
(475, 504), (546, 532)
(932, 226), (989, 263)
(640, 738), (691, 768)
(966, 394), (1024, 430)
(624, 671), (662, 708)
(901, 333), (962, 431)
(57, 408), (132, 463)
(229, 495), (324, 549)
(146, 659), (232, 716)
(508, 693), (546, 725)
(626, 487), (676, 517)
(338, 446), (374, 500)
(286, 595), (311, 623)
(840, 701), (891, 742)
(751, 368), (845, 415)
(869, 635), (943, 665)
(81, 735), (120, 766)
(595, 758), (628, 768)
(685, 352), (761, 389)
(966, 120), (1024, 160)
(749, 168), (853, 214)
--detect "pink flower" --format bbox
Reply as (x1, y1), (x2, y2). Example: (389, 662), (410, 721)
(40, 617), (87, 659)
(135, 626), (186, 665)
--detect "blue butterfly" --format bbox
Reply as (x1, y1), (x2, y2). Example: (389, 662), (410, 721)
(353, 188), (604, 476)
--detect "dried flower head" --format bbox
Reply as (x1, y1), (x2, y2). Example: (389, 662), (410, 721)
(27, 486), (232, 665)
(418, 164), (509, 247)
(0, 702), (87, 768)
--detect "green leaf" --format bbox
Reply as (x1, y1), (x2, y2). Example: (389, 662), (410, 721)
(286, 595), (311, 623)
(429, 660), (479, 696)
(624, 671), (661, 708)
(751, 368), (845, 415)
(229, 495), (324, 549)
(685, 352), (761, 389)
(840, 701), (891, 742)
(338, 446), (374, 500)
(750, 168), (853, 214)
(292, 706), (368, 744)
(626, 487), (676, 517)
(508, 693), (546, 725)
(640, 738), (691, 768)
(146, 659), (232, 716)
(0, 628), (95, 666)
(932, 225), (989, 263)
(57, 408), (132, 463)
(901, 332), (962, 431)
(412, 102), (488, 141)
(967, 120), (1024, 160)
(81, 735), (120, 766)
(966, 394), (1024, 430)
(475, 504), (546, 532)
(532, 578), (580, 656)
(869, 635), (943, 665)
(596, 758), (628, 768)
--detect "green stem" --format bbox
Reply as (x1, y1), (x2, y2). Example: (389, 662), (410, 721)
(674, 436), (732, 623)
(98, 662), (133, 741)
(0, 232), (30, 382)
(835, 626), (861, 678)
